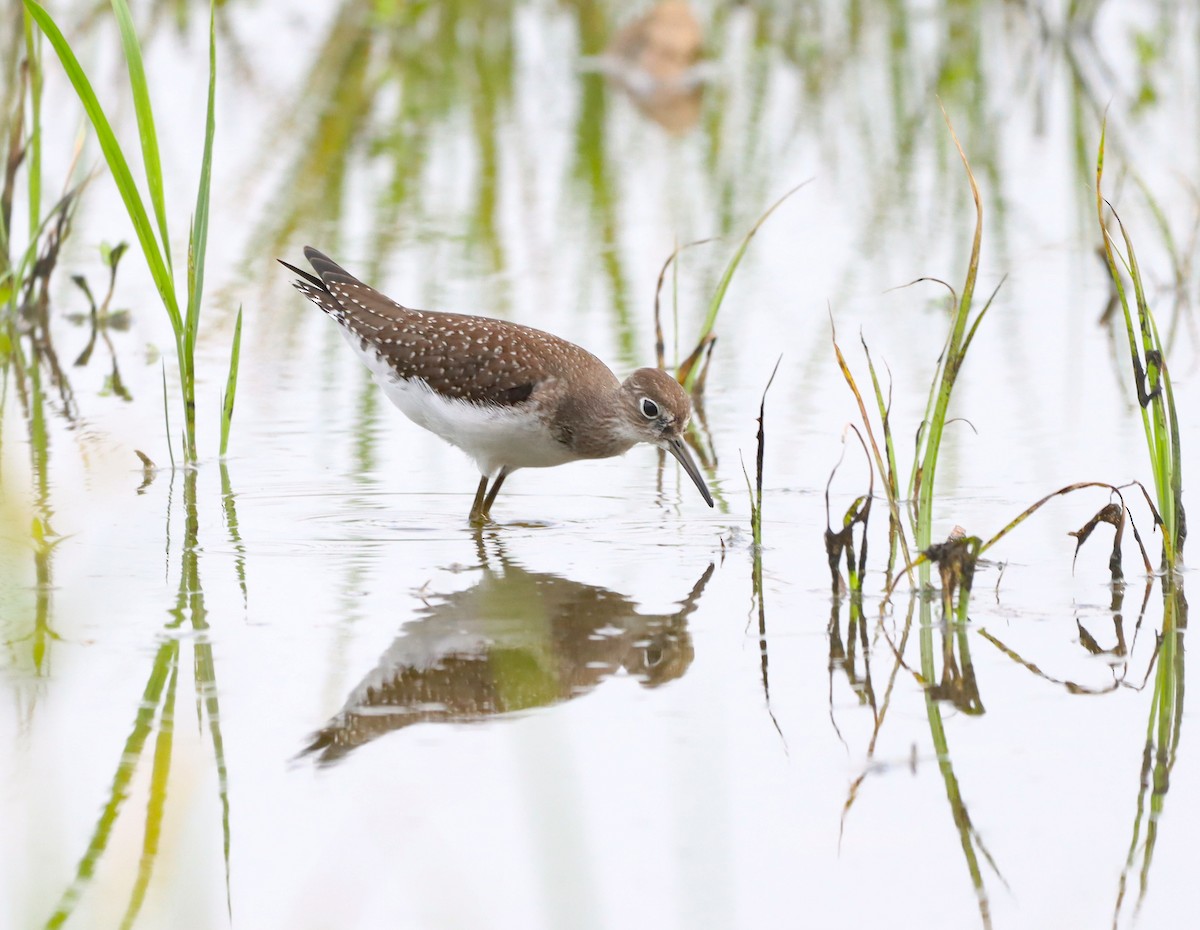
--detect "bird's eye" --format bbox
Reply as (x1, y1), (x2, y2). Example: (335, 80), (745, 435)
(640, 398), (659, 419)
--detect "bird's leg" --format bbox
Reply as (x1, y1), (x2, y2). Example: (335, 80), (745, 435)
(469, 475), (489, 525)
(480, 468), (510, 519)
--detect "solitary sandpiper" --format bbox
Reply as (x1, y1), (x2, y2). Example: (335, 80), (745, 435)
(282, 247), (714, 522)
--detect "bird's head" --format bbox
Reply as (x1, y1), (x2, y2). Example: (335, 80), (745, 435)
(617, 368), (713, 507)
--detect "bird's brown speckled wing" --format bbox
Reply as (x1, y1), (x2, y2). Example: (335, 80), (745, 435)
(283, 247), (614, 407)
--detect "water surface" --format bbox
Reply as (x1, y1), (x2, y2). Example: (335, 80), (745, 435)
(2, 2), (1198, 928)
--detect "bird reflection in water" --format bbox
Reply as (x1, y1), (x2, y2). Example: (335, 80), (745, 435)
(581, 1), (711, 134)
(301, 546), (714, 765)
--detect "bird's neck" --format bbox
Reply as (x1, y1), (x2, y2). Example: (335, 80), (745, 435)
(550, 380), (636, 460)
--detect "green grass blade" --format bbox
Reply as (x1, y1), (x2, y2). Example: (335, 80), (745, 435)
(220, 306), (242, 457)
(915, 105), (984, 553)
(186, 0), (217, 359)
(681, 181), (808, 392)
(23, 11), (43, 242)
(1120, 224), (1171, 512)
(170, 0), (219, 464)
(862, 340), (913, 577)
(1118, 220), (1180, 547)
(23, 0), (180, 332)
(960, 276), (1006, 359)
(110, 0), (171, 273)
(161, 359), (175, 471)
(1095, 119), (1185, 565)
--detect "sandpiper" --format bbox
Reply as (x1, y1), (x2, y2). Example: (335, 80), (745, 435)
(282, 247), (713, 523)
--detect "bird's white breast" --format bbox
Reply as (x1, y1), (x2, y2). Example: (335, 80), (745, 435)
(344, 331), (579, 477)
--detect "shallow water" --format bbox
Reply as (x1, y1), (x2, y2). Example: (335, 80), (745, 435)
(2, 2), (1199, 928)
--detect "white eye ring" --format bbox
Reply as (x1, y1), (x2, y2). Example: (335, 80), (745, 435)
(640, 398), (660, 419)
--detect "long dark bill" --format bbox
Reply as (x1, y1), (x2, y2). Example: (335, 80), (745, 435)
(665, 437), (714, 507)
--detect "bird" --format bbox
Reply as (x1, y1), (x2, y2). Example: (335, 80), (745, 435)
(281, 247), (714, 523)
